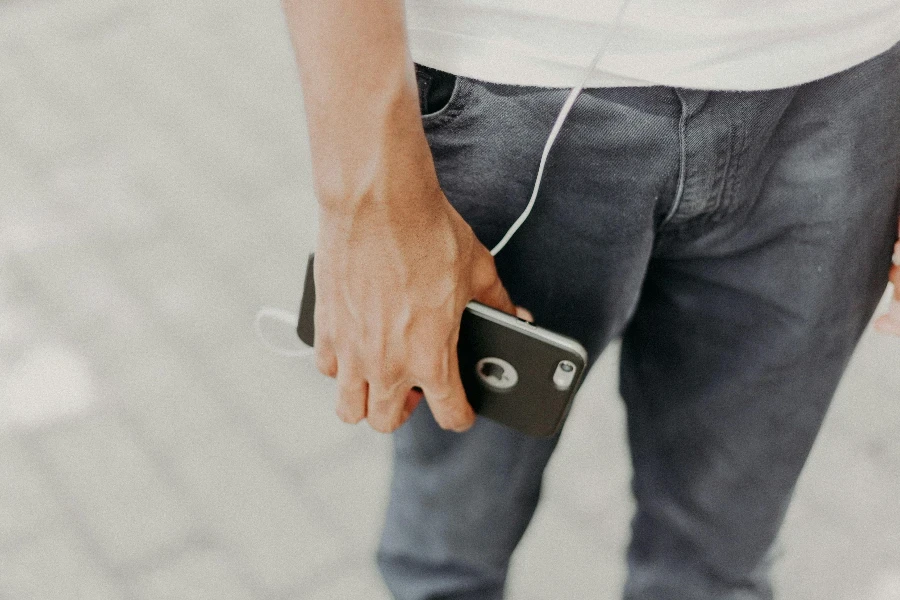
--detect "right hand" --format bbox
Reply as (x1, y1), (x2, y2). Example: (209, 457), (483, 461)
(313, 177), (529, 434)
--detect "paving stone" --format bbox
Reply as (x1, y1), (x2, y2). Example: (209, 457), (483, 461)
(36, 412), (195, 567)
(132, 550), (255, 600)
(0, 531), (123, 600)
(0, 436), (59, 545)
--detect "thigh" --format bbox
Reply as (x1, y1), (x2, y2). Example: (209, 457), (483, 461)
(619, 42), (900, 599)
(378, 68), (683, 598)
(423, 73), (684, 359)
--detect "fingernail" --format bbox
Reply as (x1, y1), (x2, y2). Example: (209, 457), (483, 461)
(516, 307), (534, 323)
(452, 421), (475, 433)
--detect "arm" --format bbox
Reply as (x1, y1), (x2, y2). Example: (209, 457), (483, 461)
(281, 0), (521, 432)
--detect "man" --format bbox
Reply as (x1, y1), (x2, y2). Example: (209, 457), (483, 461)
(280, 0), (900, 597)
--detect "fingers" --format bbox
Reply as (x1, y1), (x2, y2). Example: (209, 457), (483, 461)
(471, 248), (534, 322)
(472, 252), (517, 316)
(335, 367), (367, 425)
(314, 342), (338, 378)
(404, 387), (424, 420)
(325, 346), (461, 433)
(874, 302), (900, 336)
(420, 348), (475, 432)
(366, 376), (412, 433)
(891, 265), (900, 300)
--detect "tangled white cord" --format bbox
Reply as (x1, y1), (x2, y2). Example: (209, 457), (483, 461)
(255, 0), (632, 355)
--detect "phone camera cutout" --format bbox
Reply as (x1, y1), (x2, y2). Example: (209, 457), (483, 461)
(476, 357), (518, 393)
(552, 360), (577, 390)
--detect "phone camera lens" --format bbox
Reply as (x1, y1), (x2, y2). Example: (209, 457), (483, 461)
(552, 360), (577, 391)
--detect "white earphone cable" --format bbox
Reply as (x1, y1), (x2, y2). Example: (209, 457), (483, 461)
(489, 0), (632, 256)
(254, 306), (316, 358)
(256, 0), (632, 355)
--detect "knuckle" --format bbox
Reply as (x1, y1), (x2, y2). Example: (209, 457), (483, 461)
(375, 358), (405, 384)
(365, 391), (406, 434)
(417, 356), (450, 385)
(367, 394), (402, 424)
(337, 377), (365, 401)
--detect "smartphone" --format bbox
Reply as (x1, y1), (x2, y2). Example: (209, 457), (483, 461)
(297, 253), (588, 437)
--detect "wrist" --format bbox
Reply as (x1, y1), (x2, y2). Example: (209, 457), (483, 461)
(313, 132), (443, 220)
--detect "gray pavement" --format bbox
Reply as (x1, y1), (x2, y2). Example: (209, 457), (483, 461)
(1, 0), (899, 598)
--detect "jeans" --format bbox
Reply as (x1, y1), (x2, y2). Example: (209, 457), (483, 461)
(378, 42), (900, 600)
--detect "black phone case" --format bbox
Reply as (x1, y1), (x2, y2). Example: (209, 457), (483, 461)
(297, 253), (587, 437)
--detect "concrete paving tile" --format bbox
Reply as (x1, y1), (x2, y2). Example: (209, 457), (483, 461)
(132, 550), (255, 600)
(828, 327), (900, 446)
(220, 348), (363, 465)
(0, 435), (59, 545)
(0, 531), (123, 600)
(36, 411), (195, 567)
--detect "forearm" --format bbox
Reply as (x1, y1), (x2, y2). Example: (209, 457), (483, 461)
(281, 0), (436, 215)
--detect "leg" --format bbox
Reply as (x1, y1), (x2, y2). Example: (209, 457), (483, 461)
(378, 69), (683, 599)
(619, 42), (900, 599)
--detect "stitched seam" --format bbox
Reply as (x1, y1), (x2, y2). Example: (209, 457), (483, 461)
(422, 74), (471, 127)
(660, 91), (689, 228)
(708, 122), (734, 219)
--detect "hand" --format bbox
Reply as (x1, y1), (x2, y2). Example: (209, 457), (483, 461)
(874, 219), (900, 336)
(313, 183), (530, 434)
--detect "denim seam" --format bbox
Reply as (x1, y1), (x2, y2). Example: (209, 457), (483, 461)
(707, 122), (734, 221)
(421, 74), (471, 129)
(660, 91), (689, 228)
(721, 115), (747, 220)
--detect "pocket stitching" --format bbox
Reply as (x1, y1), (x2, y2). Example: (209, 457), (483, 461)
(419, 70), (471, 128)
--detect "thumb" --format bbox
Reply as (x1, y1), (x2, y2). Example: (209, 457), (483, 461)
(471, 253), (517, 316)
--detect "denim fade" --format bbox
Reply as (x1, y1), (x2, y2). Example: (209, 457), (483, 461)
(377, 41), (900, 600)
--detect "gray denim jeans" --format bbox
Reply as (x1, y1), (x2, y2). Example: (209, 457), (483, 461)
(378, 41), (900, 600)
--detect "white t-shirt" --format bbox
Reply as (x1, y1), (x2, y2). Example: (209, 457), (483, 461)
(405, 0), (900, 90)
